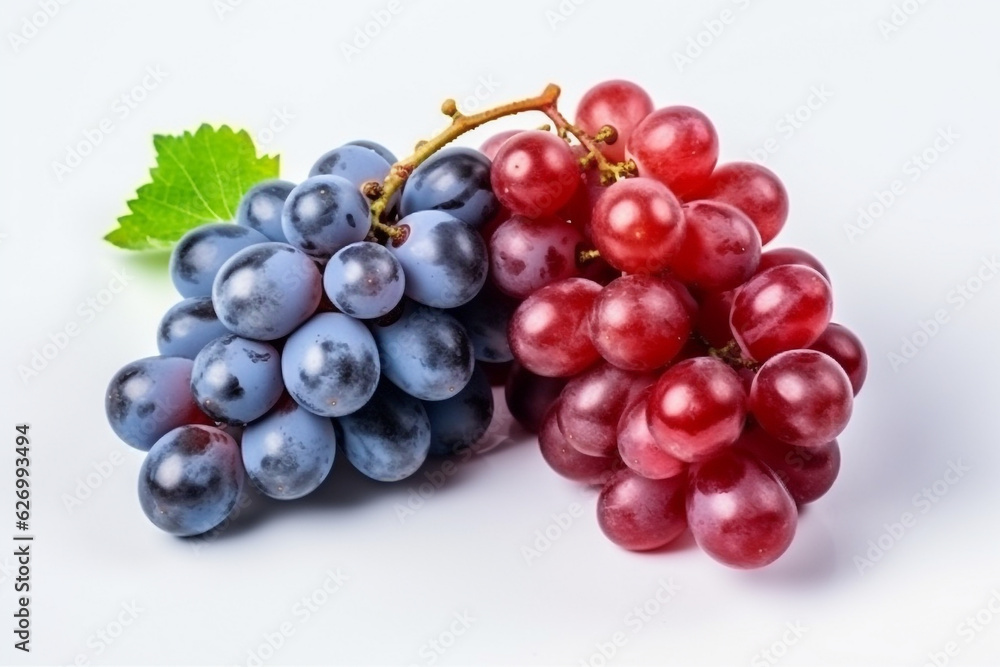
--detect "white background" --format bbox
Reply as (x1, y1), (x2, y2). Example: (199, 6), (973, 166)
(1, 0), (999, 665)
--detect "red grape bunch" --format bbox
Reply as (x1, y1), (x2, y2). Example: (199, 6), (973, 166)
(488, 80), (867, 569)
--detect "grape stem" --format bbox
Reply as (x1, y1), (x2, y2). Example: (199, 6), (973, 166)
(543, 115), (636, 186)
(369, 83), (635, 238)
(708, 340), (761, 372)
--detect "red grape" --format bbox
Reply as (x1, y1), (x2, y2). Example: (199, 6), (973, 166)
(539, 403), (619, 485)
(687, 448), (797, 568)
(504, 362), (568, 433)
(489, 215), (584, 298)
(480, 130), (522, 160)
(735, 366), (757, 395)
(647, 357), (747, 462)
(574, 79), (655, 163)
(491, 130), (580, 218)
(749, 350), (853, 448)
(736, 424), (841, 505)
(757, 247), (830, 282)
(597, 469), (687, 551)
(730, 265), (833, 361)
(557, 182), (603, 239)
(478, 206), (511, 245)
(557, 362), (655, 457)
(590, 177), (685, 274)
(695, 289), (738, 348)
(508, 278), (601, 377)
(588, 274), (693, 371)
(672, 276), (700, 318)
(617, 388), (686, 479)
(626, 106), (719, 199)
(809, 323), (867, 395)
(671, 201), (762, 292)
(693, 162), (789, 245)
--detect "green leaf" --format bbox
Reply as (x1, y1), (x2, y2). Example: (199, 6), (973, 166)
(105, 124), (280, 250)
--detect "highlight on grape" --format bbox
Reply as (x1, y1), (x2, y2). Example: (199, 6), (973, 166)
(104, 78), (867, 569)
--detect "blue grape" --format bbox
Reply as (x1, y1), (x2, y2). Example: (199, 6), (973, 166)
(400, 147), (499, 228)
(450, 281), (517, 362)
(237, 179), (295, 242)
(212, 242), (322, 340)
(324, 242), (404, 319)
(281, 175), (371, 260)
(338, 381), (430, 482)
(106, 356), (209, 451)
(157, 297), (231, 359)
(241, 396), (336, 500)
(310, 144), (390, 187)
(281, 313), (380, 417)
(310, 144), (400, 215)
(371, 301), (474, 401)
(138, 424), (244, 536)
(386, 210), (488, 308)
(191, 334), (283, 424)
(424, 365), (494, 457)
(169, 223), (268, 298)
(346, 139), (398, 165)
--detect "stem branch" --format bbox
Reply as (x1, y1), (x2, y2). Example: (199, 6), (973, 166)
(537, 108), (636, 185)
(708, 340), (761, 372)
(369, 84), (563, 229)
(368, 83), (638, 238)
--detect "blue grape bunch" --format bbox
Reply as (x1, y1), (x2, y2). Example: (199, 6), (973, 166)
(107, 140), (507, 536)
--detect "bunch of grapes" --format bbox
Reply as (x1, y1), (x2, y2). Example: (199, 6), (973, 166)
(106, 140), (504, 536)
(486, 80), (868, 569)
(105, 79), (866, 568)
